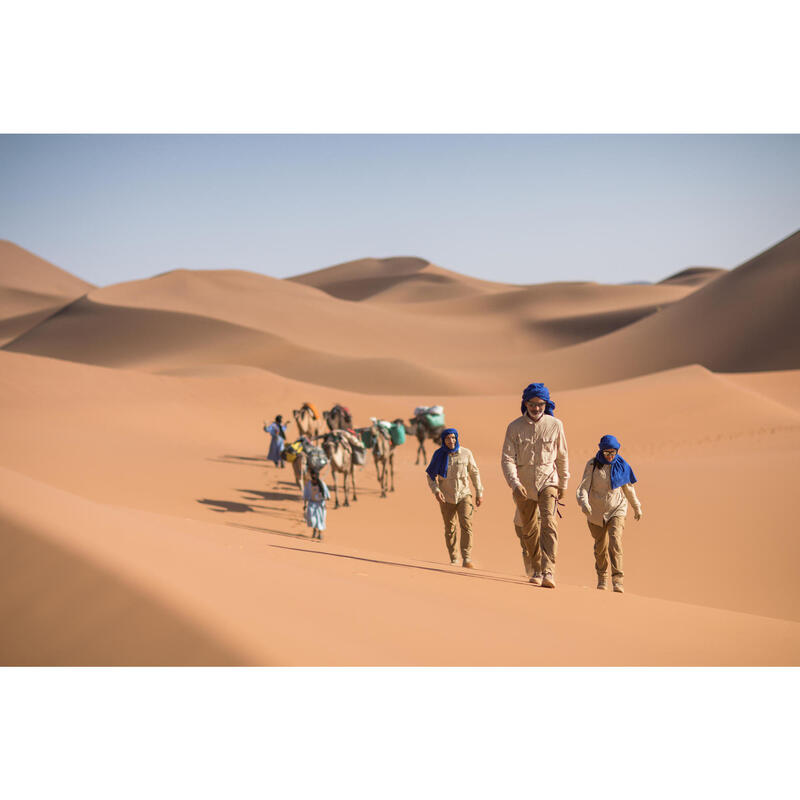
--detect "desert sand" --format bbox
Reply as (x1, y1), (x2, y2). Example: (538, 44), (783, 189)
(1, 234), (799, 665)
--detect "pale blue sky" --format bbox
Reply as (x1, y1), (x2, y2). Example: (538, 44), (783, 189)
(1, 134), (798, 287)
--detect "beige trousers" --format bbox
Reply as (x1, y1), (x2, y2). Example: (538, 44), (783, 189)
(588, 516), (624, 578)
(513, 486), (559, 576)
(440, 497), (474, 560)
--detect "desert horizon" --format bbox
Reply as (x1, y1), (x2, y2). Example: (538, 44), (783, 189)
(2, 230), (799, 665)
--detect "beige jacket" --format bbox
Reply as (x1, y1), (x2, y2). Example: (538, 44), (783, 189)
(576, 458), (641, 526)
(427, 446), (483, 504)
(501, 414), (569, 494)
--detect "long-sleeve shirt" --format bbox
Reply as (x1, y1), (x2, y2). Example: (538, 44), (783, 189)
(501, 414), (569, 494)
(426, 446), (483, 504)
(575, 458), (641, 526)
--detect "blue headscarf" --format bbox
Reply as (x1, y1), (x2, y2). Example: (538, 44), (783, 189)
(426, 428), (460, 481)
(521, 383), (556, 416)
(594, 435), (637, 489)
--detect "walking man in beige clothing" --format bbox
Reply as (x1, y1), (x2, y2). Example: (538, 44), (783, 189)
(426, 427), (483, 568)
(576, 434), (642, 593)
(501, 383), (569, 588)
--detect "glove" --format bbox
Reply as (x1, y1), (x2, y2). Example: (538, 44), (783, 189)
(634, 509), (643, 521)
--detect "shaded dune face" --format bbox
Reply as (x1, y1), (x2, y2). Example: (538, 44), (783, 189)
(0, 242), (94, 346)
(0, 514), (244, 666)
(4, 296), (470, 394)
(658, 266), (726, 287)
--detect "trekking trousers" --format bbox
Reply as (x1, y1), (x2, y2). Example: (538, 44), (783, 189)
(588, 516), (625, 579)
(440, 496), (474, 561)
(513, 486), (559, 576)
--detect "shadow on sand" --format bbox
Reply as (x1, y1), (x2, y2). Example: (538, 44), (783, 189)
(197, 499), (256, 513)
(237, 488), (301, 503)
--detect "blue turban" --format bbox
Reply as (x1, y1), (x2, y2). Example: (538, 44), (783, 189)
(521, 383), (556, 416)
(426, 428), (460, 481)
(595, 435), (637, 489)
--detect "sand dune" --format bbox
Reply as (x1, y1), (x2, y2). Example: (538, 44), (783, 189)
(658, 266), (726, 287)
(2, 230), (798, 665)
(508, 229), (800, 388)
(3, 298), (470, 394)
(0, 242), (94, 345)
(0, 240), (93, 296)
(289, 255), (513, 302)
(4, 268), (707, 391)
(2, 448), (798, 666)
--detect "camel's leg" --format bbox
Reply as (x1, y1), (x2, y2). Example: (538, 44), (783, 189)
(332, 468), (340, 509)
(389, 451), (395, 492)
(415, 434), (424, 465)
(351, 462), (357, 501)
(343, 461), (350, 507)
(379, 457), (387, 498)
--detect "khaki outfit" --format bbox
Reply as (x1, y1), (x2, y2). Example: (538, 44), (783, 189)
(427, 446), (483, 562)
(576, 458), (641, 579)
(501, 414), (569, 577)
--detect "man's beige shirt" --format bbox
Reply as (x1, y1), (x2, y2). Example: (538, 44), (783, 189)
(576, 458), (641, 526)
(426, 446), (483, 504)
(501, 413), (570, 494)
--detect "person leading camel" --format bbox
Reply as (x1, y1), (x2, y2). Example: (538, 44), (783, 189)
(264, 415), (288, 468)
(426, 428), (483, 568)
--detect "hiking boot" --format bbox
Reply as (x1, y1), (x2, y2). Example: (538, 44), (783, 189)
(450, 556), (459, 566)
(597, 574), (608, 590)
(529, 573), (542, 586)
(613, 581), (624, 593)
(463, 560), (475, 569)
(541, 572), (556, 589)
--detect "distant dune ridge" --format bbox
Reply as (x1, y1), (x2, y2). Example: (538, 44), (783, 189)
(0, 241), (94, 346)
(1, 231), (799, 665)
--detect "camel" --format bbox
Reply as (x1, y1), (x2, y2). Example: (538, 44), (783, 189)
(408, 415), (444, 465)
(370, 420), (396, 497)
(323, 404), (352, 432)
(284, 438), (309, 489)
(321, 430), (357, 509)
(293, 403), (323, 440)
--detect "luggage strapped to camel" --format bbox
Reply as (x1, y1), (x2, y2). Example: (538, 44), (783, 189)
(414, 405), (446, 429)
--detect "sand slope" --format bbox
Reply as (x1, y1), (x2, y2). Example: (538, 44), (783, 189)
(4, 269), (705, 391)
(513, 229), (800, 388)
(0, 242), (94, 346)
(658, 266), (726, 287)
(1, 232), (798, 665)
(289, 255), (516, 302)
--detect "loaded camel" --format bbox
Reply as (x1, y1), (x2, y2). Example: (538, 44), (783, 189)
(369, 419), (404, 497)
(293, 402), (323, 440)
(321, 429), (360, 509)
(323, 404), (352, 432)
(408, 414), (444, 465)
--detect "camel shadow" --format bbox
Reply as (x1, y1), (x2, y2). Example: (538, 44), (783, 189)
(238, 488), (301, 503)
(198, 498), (255, 513)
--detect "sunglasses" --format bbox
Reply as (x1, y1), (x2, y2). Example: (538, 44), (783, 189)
(601, 449), (618, 456)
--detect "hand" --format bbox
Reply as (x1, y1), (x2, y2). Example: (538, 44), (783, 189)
(513, 485), (528, 501)
(475, 495), (483, 508)
(435, 490), (446, 504)
(557, 488), (565, 500)
(581, 504), (592, 517)
(634, 509), (643, 521)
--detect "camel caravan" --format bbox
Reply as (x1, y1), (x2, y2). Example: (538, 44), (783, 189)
(265, 401), (442, 510)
